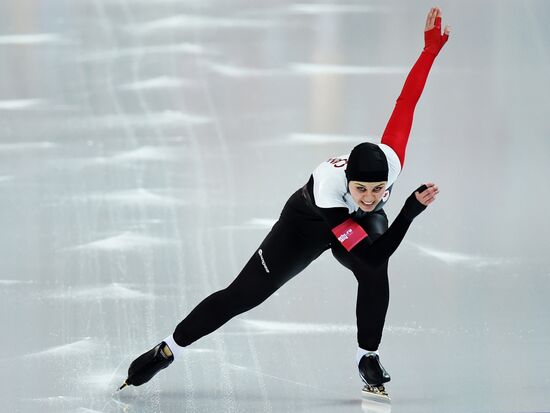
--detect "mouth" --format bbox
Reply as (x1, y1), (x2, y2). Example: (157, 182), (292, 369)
(362, 200), (375, 207)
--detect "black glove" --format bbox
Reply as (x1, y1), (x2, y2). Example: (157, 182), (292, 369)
(401, 185), (428, 221)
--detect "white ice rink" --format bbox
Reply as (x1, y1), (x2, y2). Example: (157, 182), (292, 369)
(1, 0), (550, 412)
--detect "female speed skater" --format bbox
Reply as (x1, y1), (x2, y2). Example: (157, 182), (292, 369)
(119, 7), (451, 399)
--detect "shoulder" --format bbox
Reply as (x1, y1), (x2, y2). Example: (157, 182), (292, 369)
(311, 154), (350, 209)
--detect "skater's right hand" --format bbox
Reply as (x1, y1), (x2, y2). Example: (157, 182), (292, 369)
(424, 7), (450, 55)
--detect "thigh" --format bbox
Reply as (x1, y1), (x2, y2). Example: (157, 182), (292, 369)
(230, 215), (331, 293)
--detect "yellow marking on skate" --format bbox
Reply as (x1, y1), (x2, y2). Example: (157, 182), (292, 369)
(161, 346), (173, 358)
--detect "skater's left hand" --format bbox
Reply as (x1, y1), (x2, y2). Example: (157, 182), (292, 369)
(415, 182), (439, 206)
(424, 7), (450, 55)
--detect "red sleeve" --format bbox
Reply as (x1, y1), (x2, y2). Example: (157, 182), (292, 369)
(380, 51), (437, 167)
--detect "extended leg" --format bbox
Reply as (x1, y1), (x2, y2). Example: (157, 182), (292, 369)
(173, 217), (329, 347)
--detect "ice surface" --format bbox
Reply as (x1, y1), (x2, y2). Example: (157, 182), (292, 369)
(2, 1), (550, 412)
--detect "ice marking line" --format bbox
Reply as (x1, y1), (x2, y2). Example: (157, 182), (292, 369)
(23, 338), (96, 359)
(91, 146), (183, 164)
(207, 62), (286, 77)
(26, 396), (82, 405)
(287, 3), (393, 14)
(0, 142), (56, 151)
(0, 99), (45, 110)
(241, 319), (356, 334)
(412, 243), (515, 268)
(219, 218), (277, 230)
(119, 76), (189, 91)
(47, 283), (154, 301)
(0, 34), (65, 45)
(81, 188), (186, 207)
(78, 43), (209, 61)
(76, 408), (105, 413)
(0, 279), (33, 285)
(67, 232), (177, 251)
(224, 362), (319, 389)
(238, 319), (438, 335)
(81, 111), (211, 128)
(290, 63), (409, 75)
(126, 15), (272, 34)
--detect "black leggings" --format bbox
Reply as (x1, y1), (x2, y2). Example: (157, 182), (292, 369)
(173, 189), (389, 351)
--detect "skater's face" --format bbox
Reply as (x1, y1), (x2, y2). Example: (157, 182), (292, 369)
(348, 181), (387, 212)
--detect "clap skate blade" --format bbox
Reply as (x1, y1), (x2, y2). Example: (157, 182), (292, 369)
(361, 384), (391, 403)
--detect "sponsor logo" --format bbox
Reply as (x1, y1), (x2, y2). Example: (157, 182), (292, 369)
(337, 228), (353, 242)
(327, 157), (348, 168)
(258, 249), (270, 274)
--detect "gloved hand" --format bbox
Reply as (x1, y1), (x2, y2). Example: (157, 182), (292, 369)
(401, 183), (439, 221)
(423, 7), (450, 55)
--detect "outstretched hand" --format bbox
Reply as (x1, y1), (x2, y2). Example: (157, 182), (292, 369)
(415, 182), (439, 206)
(424, 7), (450, 55)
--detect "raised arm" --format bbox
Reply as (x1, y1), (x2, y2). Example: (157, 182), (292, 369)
(380, 7), (450, 167)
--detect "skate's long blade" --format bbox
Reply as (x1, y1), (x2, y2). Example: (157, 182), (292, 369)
(361, 385), (391, 404)
(117, 382), (128, 392)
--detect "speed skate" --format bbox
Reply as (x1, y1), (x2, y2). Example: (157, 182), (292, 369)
(358, 353), (391, 405)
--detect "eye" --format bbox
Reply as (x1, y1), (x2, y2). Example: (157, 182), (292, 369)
(357, 187), (366, 192)
(373, 187), (382, 193)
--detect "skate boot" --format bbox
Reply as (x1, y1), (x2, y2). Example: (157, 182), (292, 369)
(118, 341), (174, 390)
(358, 353), (391, 402)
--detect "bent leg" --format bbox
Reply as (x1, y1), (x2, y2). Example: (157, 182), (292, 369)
(174, 217), (329, 347)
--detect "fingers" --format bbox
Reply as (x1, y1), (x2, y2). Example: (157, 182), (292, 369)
(425, 7), (448, 33)
(415, 183), (439, 206)
(425, 7), (437, 31)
